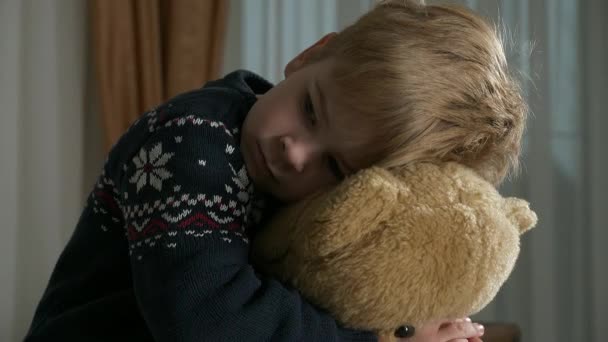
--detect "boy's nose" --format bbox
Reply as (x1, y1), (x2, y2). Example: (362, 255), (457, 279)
(280, 135), (319, 173)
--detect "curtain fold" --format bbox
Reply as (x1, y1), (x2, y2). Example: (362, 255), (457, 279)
(90, 0), (228, 151)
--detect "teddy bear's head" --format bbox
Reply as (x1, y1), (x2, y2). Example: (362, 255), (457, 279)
(251, 162), (536, 338)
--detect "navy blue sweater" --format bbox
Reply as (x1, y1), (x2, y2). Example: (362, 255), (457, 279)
(25, 71), (377, 342)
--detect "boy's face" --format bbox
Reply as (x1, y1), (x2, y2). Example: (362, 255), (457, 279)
(241, 36), (375, 202)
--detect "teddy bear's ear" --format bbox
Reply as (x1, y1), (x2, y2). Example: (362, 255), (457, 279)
(503, 197), (538, 234)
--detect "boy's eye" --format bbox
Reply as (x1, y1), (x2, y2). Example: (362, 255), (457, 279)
(303, 93), (317, 126)
(302, 91), (342, 179)
(327, 156), (345, 180)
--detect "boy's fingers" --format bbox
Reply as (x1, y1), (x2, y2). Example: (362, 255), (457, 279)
(438, 322), (484, 340)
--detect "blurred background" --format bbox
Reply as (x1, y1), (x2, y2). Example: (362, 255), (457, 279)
(1, 0), (606, 341)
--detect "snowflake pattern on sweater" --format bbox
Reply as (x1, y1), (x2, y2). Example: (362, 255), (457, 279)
(129, 142), (174, 193)
(88, 104), (263, 261)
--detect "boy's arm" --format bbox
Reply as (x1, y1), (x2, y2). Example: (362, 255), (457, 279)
(113, 112), (377, 342)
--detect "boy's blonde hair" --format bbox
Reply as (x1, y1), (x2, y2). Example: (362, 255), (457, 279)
(319, 0), (527, 185)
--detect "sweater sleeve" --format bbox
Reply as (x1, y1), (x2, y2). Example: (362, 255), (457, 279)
(113, 110), (377, 342)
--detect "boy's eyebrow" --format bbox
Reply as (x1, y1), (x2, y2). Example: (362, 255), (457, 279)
(314, 80), (330, 129)
(314, 79), (355, 175)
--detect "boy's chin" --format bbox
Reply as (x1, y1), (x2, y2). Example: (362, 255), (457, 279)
(251, 176), (310, 203)
(264, 186), (297, 203)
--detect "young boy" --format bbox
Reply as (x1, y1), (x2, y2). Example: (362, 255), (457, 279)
(26, 1), (525, 341)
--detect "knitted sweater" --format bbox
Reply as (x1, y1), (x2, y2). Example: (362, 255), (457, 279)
(25, 71), (377, 342)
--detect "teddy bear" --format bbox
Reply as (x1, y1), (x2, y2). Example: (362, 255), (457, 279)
(251, 162), (537, 340)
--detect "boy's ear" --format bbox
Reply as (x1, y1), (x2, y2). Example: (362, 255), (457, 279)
(284, 32), (337, 77)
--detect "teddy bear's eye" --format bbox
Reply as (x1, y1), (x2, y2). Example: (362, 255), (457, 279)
(394, 325), (415, 338)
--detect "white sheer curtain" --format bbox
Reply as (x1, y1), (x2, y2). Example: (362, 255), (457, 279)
(224, 0), (376, 83)
(460, 1), (608, 341)
(0, 0), (90, 341)
(225, 0), (608, 341)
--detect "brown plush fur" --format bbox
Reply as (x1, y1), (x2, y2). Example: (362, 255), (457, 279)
(251, 162), (536, 340)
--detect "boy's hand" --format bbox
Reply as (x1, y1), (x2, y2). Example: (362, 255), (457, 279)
(379, 317), (484, 342)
